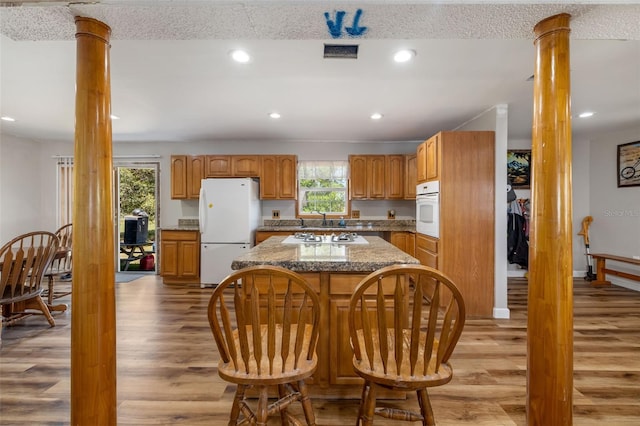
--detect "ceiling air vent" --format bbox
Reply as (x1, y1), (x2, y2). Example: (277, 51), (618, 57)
(324, 44), (359, 59)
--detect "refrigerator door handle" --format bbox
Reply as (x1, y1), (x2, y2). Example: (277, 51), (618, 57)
(199, 186), (207, 234)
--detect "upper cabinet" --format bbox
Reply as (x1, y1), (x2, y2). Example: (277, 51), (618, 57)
(404, 154), (417, 200)
(171, 155), (204, 200)
(172, 154), (297, 200)
(425, 133), (440, 181)
(349, 155), (386, 200)
(205, 155), (232, 177)
(385, 155), (405, 199)
(260, 155), (297, 200)
(417, 133), (440, 183)
(231, 155), (261, 177)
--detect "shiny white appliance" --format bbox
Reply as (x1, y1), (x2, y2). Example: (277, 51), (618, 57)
(416, 181), (440, 238)
(199, 178), (261, 287)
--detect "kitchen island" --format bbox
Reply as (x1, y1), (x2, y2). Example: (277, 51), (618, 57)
(232, 235), (419, 396)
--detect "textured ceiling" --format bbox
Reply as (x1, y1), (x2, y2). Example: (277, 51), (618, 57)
(1, 1), (639, 144)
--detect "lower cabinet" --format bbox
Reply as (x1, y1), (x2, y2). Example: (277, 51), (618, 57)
(160, 229), (200, 285)
(415, 233), (438, 269)
(390, 231), (415, 257)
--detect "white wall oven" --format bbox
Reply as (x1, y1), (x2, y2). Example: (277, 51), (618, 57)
(416, 181), (440, 238)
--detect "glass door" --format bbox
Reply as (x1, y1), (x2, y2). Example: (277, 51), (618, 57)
(114, 163), (159, 273)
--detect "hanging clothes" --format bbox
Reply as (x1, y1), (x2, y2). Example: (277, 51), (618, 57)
(508, 199), (529, 268)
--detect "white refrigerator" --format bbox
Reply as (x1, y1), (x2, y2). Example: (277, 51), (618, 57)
(199, 178), (261, 287)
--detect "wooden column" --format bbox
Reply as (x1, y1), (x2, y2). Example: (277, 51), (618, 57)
(528, 13), (574, 425)
(72, 17), (116, 425)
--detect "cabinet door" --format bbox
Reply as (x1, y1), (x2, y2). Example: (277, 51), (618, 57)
(186, 155), (205, 199)
(417, 142), (427, 183)
(259, 155), (297, 200)
(277, 155), (297, 199)
(259, 156), (278, 199)
(349, 155), (368, 199)
(390, 232), (407, 253)
(205, 155), (232, 177)
(404, 154), (417, 199)
(178, 240), (199, 278)
(160, 240), (179, 276)
(170, 155), (187, 199)
(385, 155), (404, 199)
(232, 155), (260, 177)
(426, 134), (440, 181)
(329, 300), (363, 385)
(368, 156), (386, 199)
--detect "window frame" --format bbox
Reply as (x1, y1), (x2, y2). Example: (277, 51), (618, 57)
(296, 160), (351, 219)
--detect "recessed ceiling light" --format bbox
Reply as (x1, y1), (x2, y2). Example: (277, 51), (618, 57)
(110, 114), (120, 120)
(578, 111), (594, 118)
(393, 49), (416, 63)
(269, 112), (281, 119)
(1, 116), (16, 122)
(230, 49), (251, 63)
(370, 113), (383, 120)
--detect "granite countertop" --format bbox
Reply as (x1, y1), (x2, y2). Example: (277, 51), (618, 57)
(231, 235), (419, 273)
(160, 225), (200, 231)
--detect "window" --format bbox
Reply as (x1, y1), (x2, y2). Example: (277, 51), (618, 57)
(297, 161), (349, 217)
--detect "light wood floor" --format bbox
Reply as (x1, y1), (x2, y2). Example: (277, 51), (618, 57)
(1, 277), (640, 425)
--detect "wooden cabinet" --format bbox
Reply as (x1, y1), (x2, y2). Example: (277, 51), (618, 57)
(404, 154), (417, 199)
(385, 155), (405, 199)
(260, 155), (297, 200)
(205, 155), (260, 177)
(415, 233), (438, 269)
(349, 155), (385, 200)
(186, 155), (205, 199)
(160, 230), (200, 285)
(416, 131), (495, 317)
(232, 155), (260, 177)
(171, 155), (188, 199)
(416, 142), (427, 183)
(171, 155), (204, 199)
(205, 155), (232, 177)
(390, 231), (415, 257)
(425, 133), (440, 181)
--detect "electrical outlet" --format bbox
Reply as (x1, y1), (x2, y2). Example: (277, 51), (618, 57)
(387, 209), (396, 220)
(351, 210), (360, 219)
(272, 210), (280, 219)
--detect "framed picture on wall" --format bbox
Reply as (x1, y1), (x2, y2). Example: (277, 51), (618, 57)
(507, 149), (532, 189)
(617, 141), (640, 188)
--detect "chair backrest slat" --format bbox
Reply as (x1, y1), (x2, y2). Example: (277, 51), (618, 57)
(376, 278), (389, 374)
(249, 282), (262, 374)
(267, 278), (276, 375)
(233, 282), (251, 374)
(281, 280), (293, 372)
(360, 293), (375, 370)
(393, 276), (404, 375)
(409, 274), (423, 376)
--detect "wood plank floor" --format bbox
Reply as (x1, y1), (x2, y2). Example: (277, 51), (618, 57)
(1, 277), (640, 425)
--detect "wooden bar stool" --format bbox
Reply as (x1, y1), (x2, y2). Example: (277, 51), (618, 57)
(207, 265), (321, 425)
(348, 264), (466, 425)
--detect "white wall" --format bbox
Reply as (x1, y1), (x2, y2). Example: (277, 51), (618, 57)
(589, 127), (640, 291)
(0, 134), (49, 243)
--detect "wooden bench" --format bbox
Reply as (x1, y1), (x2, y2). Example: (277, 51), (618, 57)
(590, 253), (640, 286)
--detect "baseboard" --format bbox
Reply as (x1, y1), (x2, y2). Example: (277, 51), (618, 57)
(493, 307), (510, 319)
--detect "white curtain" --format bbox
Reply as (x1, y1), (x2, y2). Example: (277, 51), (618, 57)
(56, 157), (74, 228)
(297, 160), (348, 180)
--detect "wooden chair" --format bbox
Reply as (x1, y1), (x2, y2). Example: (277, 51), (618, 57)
(44, 223), (73, 305)
(207, 265), (320, 425)
(0, 231), (60, 327)
(348, 264), (466, 425)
